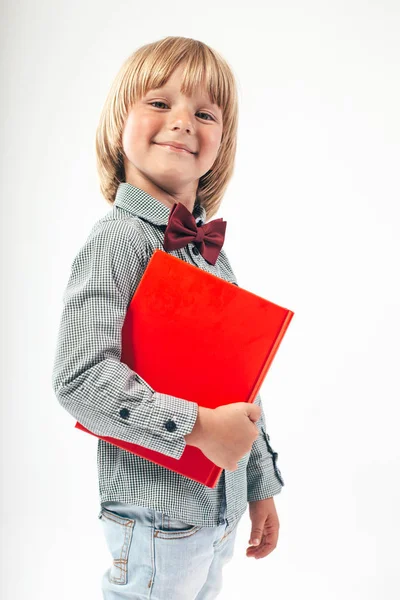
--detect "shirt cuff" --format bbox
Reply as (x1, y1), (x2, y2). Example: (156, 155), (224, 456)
(246, 426), (285, 502)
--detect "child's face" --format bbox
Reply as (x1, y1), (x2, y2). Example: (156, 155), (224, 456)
(121, 63), (223, 198)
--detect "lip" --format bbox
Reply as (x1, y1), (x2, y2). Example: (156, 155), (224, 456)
(155, 142), (195, 155)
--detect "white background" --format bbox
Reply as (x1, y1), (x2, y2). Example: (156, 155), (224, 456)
(1, 1), (400, 599)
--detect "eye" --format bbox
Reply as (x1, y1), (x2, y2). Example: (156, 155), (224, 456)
(197, 111), (214, 121)
(149, 101), (215, 121)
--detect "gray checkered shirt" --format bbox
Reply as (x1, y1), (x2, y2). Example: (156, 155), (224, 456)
(52, 183), (284, 527)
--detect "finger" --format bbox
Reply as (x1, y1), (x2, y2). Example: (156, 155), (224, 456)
(252, 539), (276, 559)
(247, 534), (277, 558)
(246, 537), (266, 555)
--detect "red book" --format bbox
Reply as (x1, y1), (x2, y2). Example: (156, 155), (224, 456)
(75, 250), (294, 487)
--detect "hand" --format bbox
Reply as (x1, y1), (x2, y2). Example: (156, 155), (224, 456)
(246, 497), (280, 559)
(186, 403), (261, 471)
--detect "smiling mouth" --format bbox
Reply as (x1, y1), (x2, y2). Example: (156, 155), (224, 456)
(154, 143), (195, 155)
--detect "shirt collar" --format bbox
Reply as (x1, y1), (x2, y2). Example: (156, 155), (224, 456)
(114, 182), (207, 227)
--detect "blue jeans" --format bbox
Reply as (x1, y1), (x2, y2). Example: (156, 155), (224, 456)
(98, 497), (240, 599)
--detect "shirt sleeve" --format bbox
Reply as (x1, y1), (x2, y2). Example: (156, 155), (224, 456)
(51, 220), (199, 460)
(246, 393), (285, 501)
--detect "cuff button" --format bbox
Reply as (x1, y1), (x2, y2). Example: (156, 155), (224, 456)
(165, 419), (177, 432)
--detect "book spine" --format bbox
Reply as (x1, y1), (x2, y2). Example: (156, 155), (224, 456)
(248, 310), (294, 404)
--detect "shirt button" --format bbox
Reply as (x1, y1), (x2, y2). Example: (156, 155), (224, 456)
(165, 419), (177, 432)
(192, 246), (200, 255)
(119, 408), (130, 419)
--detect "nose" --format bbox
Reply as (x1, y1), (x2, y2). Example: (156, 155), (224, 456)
(172, 124), (192, 134)
(170, 109), (195, 133)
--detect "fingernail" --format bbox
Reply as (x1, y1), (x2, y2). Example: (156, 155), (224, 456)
(252, 538), (260, 545)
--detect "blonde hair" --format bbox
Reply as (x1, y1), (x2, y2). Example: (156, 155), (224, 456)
(95, 36), (239, 220)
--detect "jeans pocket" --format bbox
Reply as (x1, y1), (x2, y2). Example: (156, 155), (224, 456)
(155, 513), (204, 539)
(99, 507), (136, 585)
(215, 519), (239, 548)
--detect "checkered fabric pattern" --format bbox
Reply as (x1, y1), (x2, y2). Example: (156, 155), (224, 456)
(52, 183), (284, 527)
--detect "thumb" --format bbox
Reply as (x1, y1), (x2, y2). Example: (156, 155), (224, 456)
(247, 403), (261, 423)
(249, 523), (263, 546)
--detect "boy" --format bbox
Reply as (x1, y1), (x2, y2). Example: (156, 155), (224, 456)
(52, 35), (284, 599)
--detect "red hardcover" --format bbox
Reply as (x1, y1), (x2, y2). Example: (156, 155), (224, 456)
(75, 249), (294, 487)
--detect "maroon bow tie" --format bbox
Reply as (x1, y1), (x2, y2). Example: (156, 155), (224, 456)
(163, 201), (227, 265)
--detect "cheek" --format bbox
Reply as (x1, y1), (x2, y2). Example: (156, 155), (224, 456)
(200, 129), (223, 154)
(123, 113), (159, 148)
(136, 113), (162, 139)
